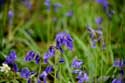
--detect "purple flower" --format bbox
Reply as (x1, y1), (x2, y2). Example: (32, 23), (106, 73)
(53, 3), (62, 12)
(23, 0), (32, 9)
(43, 46), (55, 64)
(72, 69), (82, 74)
(39, 66), (53, 83)
(45, 66), (53, 74)
(96, 0), (108, 9)
(44, 0), (51, 12)
(20, 68), (32, 79)
(34, 54), (40, 64)
(25, 51), (35, 62)
(12, 63), (18, 72)
(113, 59), (123, 67)
(59, 57), (64, 63)
(28, 79), (31, 83)
(95, 17), (103, 25)
(65, 11), (73, 17)
(72, 59), (83, 69)
(5, 50), (17, 64)
(8, 10), (14, 20)
(112, 79), (122, 83)
(77, 73), (89, 83)
(55, 32), (73, 51)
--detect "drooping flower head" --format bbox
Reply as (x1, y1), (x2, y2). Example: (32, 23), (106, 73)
(65, 10), (73, 17)
(22, 0), (32, 9)
(44, 0), (51, 12)
(77, 73), (89, 83)
(12, 63), (18, 72)
(53, 3), (62, 12)
(113, 59), (123, 68)
(55, 32), (73, 51)
(39, 66), (53, 83)
(43, 46), (56, 64)
(112, 78), (122, 83)
(25, 50), (35, 62)
(34, 54), (41, 64)
(20, 68), (34, 79)
(72, 59), (83, 69)
(96, 0), (109, 9)
(95, 17), (103, 25)
(5, 50), (17, 64)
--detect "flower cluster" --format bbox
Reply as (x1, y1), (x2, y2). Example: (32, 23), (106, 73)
(112, 58), (125, 83)
(4, 50), (18, 72)
(86, 25), (105, 49)
(24, 50), (40, 64)
(44, 32), (73, 64)
(72, 59), (88, 83)
(96, 0), (115, 19)
(38, 66), (53, 83)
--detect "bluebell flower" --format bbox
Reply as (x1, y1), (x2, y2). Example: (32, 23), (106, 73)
(96, 0), (108, 9)
(55, 32), (73, 51)
(8, 10), (14, 20)
(112, 78), (122, 83)
(5, 50), (17, 64)
(95, 17), (103, 25)
(12, 63), (18, 72)
(45, 66), (53, 74)
(44, 0), (51, 12)
(77, 73), (89, 83)
(113, 59), (123, 68)
(25, 50), (35, 62)
(72, 69), (82, 74)
(39, 66), (53, 83)
(59, 57), (64, 63)
(53, 3), (62, 12)
(43, 46), (55, 64)
(72, 59), (83, 69)
(28, 79), (31, 83)
(86, 26), (96, 40)
(23, 0), (32, 9)
(20, 68), (31, 79)
(34, 54), (40, 64)
(65, 11), (73, 17)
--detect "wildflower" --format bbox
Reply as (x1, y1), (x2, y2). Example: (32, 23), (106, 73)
(39, 66), (53, 83)
(59, 57), (65, 63)
(23, 0), (32, 9)
(12, 63), (18, 72)
(72, 69), (82, 74)
(20, 68), (31, 79)
(77, 73), (89, 83)
(95, 17), (103, 25)
(96, 0), (109, 9)
(65, 11), (73, 17)
(112, 78), (122, 83)
(72, 59), (83, 69)
(43, 46), (55, 64)
(53, 3), (62, 12)
(55, 32), (73, 51)
(44, 0), (51, 12)
(113, 59), (123, 68)
(5, 50), (17, 64)
(25, 50), (35, 62)
(34, 54), (41, 64)
(0, 63), (11, 73)
(87, 25), (105, 48)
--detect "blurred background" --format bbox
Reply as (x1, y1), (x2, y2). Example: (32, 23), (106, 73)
(0, 0), (125, 83)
